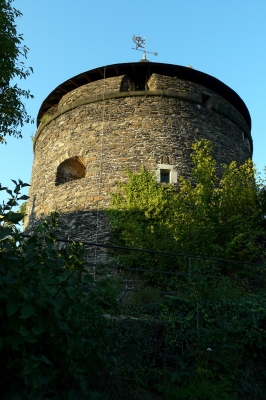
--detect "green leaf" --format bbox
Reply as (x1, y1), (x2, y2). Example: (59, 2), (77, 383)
(3, 275), (17, 284)
(0, 227), (13, 239)
(6, 189), (13, 196)
(9, 334), (22, 350)
(65, 286), (75, 299)
(6, 211), (25, 223)
(17, 195), (29, 201)
(32, 325), (47, 335)
(6, 392), (23, 400)
(39, 354), (52, 365)
(53, 298), (64, 311)
(36, 374), (50, 385)
(36, 298), (47, 308)
(24, 335), (37, 343)
(6, 302), (19, 317)
(20, 304), (34, 319)
(18, 327), (29, 337)
(19, 287), (30, 298)
(82, 274), (94, 284)
(23, 360), (33, 376)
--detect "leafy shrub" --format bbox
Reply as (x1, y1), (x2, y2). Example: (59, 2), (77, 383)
(164, 378), (236, 400)
(0, 180), (116, 399)
(125, 284), (162, 305)
(113, 292), (266, 400)
(107, 140), (266, 289)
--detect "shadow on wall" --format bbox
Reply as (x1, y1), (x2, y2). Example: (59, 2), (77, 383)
(24, 204), (261, 291)
(24, 205), (190, 265)
(24, 207), (111, 263)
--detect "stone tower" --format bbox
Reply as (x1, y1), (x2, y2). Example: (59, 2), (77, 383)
(25, 61), (252, 259)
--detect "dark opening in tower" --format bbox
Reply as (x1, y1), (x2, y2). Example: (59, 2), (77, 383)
(55, 156), (86, 186)
(202, 93), (211, 108)
(160, 169), (170, 183)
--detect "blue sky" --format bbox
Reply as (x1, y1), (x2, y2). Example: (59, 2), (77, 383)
(1, 0), (266, 203)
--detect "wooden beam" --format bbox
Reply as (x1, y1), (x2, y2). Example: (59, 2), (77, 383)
(114, 65), (120, 76)
(51, 93), (64, 99)
(69, 79), (79, 88)
(98, 68), (104, 78)
(58, 85), (69, 94)
(83, 73), (92, 82)
(43, 101), (57, 107)
(132, 64), (137, 81)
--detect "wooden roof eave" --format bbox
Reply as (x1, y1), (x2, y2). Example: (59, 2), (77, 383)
(36, 62), (251, 131)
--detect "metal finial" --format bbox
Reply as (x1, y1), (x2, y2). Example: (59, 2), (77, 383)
(132, 35), (158, 59)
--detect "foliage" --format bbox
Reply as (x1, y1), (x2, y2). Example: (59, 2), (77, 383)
(106, 133), (266, 394)
(125, 284), (161, 305)
(18, 200), (27, 227)
(164, 378), (236, 400)
(0, 180), (117, 399)
(109, 290), (266, 400)
(107, 140), (266, 287)
(1, 147), (266, 399)
(0, 0), (34, 143)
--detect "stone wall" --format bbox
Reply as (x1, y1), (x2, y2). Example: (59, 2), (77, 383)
(25, 73), (252, 262)
(58, 75), (134, 109)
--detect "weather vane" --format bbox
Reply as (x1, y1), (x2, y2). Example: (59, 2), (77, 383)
(132, 36), (158, 60)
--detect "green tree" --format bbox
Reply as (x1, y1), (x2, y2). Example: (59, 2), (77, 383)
(0, 0), (33, 143)
(0, 4), (119, 398)
(107, 140), (265, 284)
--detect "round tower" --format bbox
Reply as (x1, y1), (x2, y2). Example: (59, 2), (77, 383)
(25, 61), (252, 259)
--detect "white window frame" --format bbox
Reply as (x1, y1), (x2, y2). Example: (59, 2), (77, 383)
(156, 164), (177, 184)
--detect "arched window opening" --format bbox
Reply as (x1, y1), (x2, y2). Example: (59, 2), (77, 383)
(55, 156), (86, 186)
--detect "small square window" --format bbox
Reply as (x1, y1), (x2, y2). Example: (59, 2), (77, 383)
(156, 164), (177, 184)
(160, 169), (170, 183)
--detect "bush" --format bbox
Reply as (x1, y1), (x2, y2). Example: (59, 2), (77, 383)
(0, 180), (116, 399)
(107, 140), (266, 288)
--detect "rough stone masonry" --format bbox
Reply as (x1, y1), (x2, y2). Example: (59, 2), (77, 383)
(24, 62), (252, 263)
